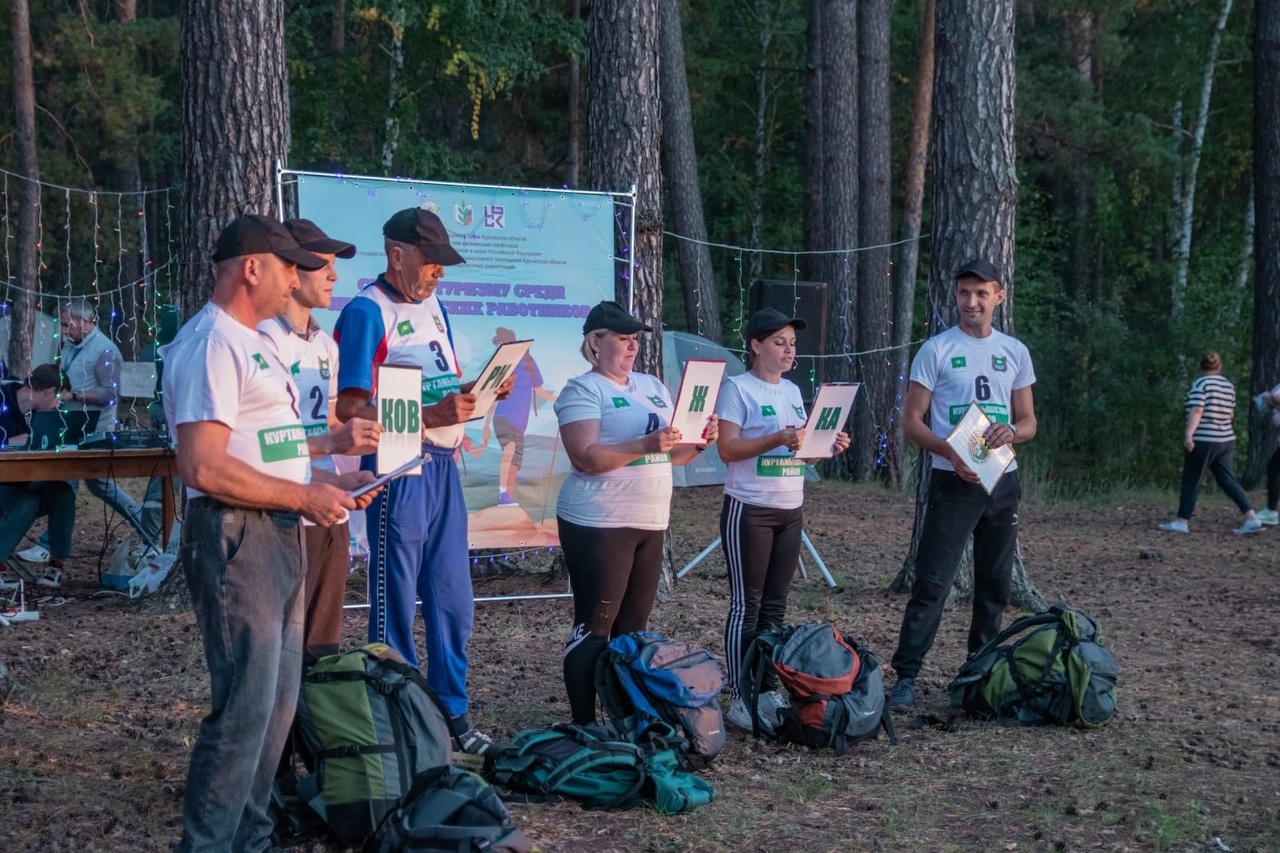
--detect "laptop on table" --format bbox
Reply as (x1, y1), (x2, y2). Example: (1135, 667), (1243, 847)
(26, 410), (101, 450)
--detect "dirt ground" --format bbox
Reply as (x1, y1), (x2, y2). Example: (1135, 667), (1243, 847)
(1, 479), (1278, 852)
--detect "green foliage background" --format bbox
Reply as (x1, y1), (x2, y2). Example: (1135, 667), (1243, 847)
(0, 0), (1261, 490)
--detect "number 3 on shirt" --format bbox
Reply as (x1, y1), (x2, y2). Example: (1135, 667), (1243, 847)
(428, 341), (450, 373)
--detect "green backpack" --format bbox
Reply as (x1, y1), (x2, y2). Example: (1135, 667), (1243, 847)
(484, 722), (715, 815)
(282, 643), (454, 845)
(484, 723), (647, 810)
(946, 603), (1119, 728)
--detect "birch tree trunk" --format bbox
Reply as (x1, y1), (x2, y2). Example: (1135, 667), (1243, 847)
(1170, 0), (1235, 322)
(818, 0), (858, 480)
(179, 0), (291, 314)
(1247, 0), (1280, 488)
(658, 0), (719, 341)
(890, 0), (936, 487)
(380, 0), (406, 173)
(893, 0), (1045, 613)
(855, 0), (893, 482)
(8, 0), (39, 378)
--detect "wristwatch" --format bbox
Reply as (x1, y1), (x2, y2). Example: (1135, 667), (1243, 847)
(1009, 422), (1019, 436)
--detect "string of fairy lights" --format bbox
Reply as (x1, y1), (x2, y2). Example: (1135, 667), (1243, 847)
(3, 166), (931, 567)
(0, 168), (177, 434)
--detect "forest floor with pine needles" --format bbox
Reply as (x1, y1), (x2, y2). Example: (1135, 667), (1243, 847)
(2, 479), (1277, 852)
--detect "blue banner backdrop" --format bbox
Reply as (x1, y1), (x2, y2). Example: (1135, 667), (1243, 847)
(296, 173), (619, 549)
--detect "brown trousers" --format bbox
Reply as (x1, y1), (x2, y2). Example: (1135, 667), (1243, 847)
(303, 520), (350, 664)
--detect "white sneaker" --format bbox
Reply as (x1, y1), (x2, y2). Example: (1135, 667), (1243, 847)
(1256, 508), (1279, 526)
(1233, 517), (1263, 535)
(37, 567), (63, 589)
(16, 544), (50, 563)
(725, 693), (785, 735)
(1158, 520), (1189, 533)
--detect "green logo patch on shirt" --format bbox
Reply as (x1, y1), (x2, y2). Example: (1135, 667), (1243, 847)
(289, 361), (301, 376)
(761, 405), (776, 417)
(258, 425), (308, 463)
(612, 397), (630, 409)
(757, 456), (805, 477)
(992, 355), (1007, 372)
(251, 353), (270, 371)
(625, 452), (671, 467)
(318, 358), (331, 379)
(647, 395), (668, 409)
(396, 320), (415, 337)
(951, 356), (967, 369)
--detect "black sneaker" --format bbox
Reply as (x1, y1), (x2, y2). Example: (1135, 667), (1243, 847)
(453, 726), (495, 765)
(886, 677), (917, 712)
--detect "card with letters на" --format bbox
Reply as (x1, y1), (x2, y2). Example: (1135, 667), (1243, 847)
(375, 364), (425, 476)
(467, 339), (534, 422)
(944, 401), (1016, 495)
(794, 382), (860, 459)
(671, 359), (726, 444)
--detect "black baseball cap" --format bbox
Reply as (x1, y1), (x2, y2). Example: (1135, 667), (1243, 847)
(383, 207), (465, 266)
(745, 306), (807, 339)
(955, 258), (1002, 284)
(583, 300), (652, 335)
(283, 218), (356, 259)
(212, 214), (326, 270)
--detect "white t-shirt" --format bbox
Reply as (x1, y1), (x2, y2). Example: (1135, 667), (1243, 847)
(554, 370), (675, 530)
(715, 372), (808, 510)
(259, 316), (340, 474)
(161, 303), (311, 499)
(911, 324), (1036, 472)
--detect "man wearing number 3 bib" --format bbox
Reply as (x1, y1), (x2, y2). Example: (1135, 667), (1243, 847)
(886, 259), (1037, 714)
(334, 206), (513, 760)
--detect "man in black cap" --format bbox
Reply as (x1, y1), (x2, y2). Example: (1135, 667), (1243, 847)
(162, 214), (380, 852)
(260, 218), (382, 663)
(886, 258), (1037, 713)
(333, 206), (512, 760)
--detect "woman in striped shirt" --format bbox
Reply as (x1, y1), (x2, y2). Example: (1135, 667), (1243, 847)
(1158, 352), (1262, 535)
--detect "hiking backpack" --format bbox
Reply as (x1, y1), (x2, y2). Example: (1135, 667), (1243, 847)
(363, 765), (533, 853)
(484, 723), (649, 810)
(280, 643), (454, 845)
(483, 721), (715, 815)
(946, 603), (1119, 728)
(743, 622), (896, 754)
(595, 631), (727, 767)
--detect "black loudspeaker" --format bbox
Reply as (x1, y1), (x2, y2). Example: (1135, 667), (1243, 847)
(748, 279), (828, 402)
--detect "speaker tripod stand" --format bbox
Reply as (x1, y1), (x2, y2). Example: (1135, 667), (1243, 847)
(675, 529), (838, 588)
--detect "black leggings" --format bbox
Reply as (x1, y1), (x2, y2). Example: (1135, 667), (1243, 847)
(557, 517), (664, 724)
(1268, 445), (1280, 511)
(720, 495), (803, 698)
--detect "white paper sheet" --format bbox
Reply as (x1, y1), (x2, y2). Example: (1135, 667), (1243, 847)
(944, 402), (1015, 494)
(467, 340), (534, 422)
(794, 383), (860, 459)
(671, 359), (726, 444)
(375, 364), (425, 476)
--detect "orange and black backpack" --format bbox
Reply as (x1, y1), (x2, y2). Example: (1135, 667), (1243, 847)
(742, 622), (896, 754)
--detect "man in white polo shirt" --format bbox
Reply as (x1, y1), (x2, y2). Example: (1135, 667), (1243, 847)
(162, 214), (380, 853)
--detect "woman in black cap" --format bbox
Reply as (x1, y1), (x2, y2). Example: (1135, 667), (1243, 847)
(715, 307), (849, 733)
(553, 300), (718, 724)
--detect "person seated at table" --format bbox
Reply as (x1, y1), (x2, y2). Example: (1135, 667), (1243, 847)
(0, 364), (76, 590)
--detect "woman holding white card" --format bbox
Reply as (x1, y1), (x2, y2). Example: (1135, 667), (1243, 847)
(714, 307), (850, 733)
(554, 300), (718, 725)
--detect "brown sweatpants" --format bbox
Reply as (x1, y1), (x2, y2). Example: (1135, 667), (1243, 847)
(303, 520), (350, 664)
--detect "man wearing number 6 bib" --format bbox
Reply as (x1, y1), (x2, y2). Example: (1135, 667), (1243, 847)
(334, 207), (512, 760)
(886, 259), (1037, 714)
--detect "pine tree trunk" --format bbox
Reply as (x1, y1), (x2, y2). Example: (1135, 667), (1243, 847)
(801, 0), (824, 284)
(895, 0), (1042, 612)
(818, 0), (858, 480)
(332, 0), (346, 54)
(8, 0), (39, 378)
(567, 0), (582, 188)
(1247, 0), (1280, 488)
(179, 0), (292, 316)
(890, 0), (936, 487)
(855, 0), (892, 481)
(586, 0), (663, 377)
(658, 0), (719, 341)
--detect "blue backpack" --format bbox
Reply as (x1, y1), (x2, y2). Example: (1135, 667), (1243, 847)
(595, 631), (726, 767)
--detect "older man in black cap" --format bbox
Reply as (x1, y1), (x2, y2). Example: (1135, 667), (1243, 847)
(886, 258), (1038, 714)
(162, 214), (380, 852)
(333, 206), (511, 761)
